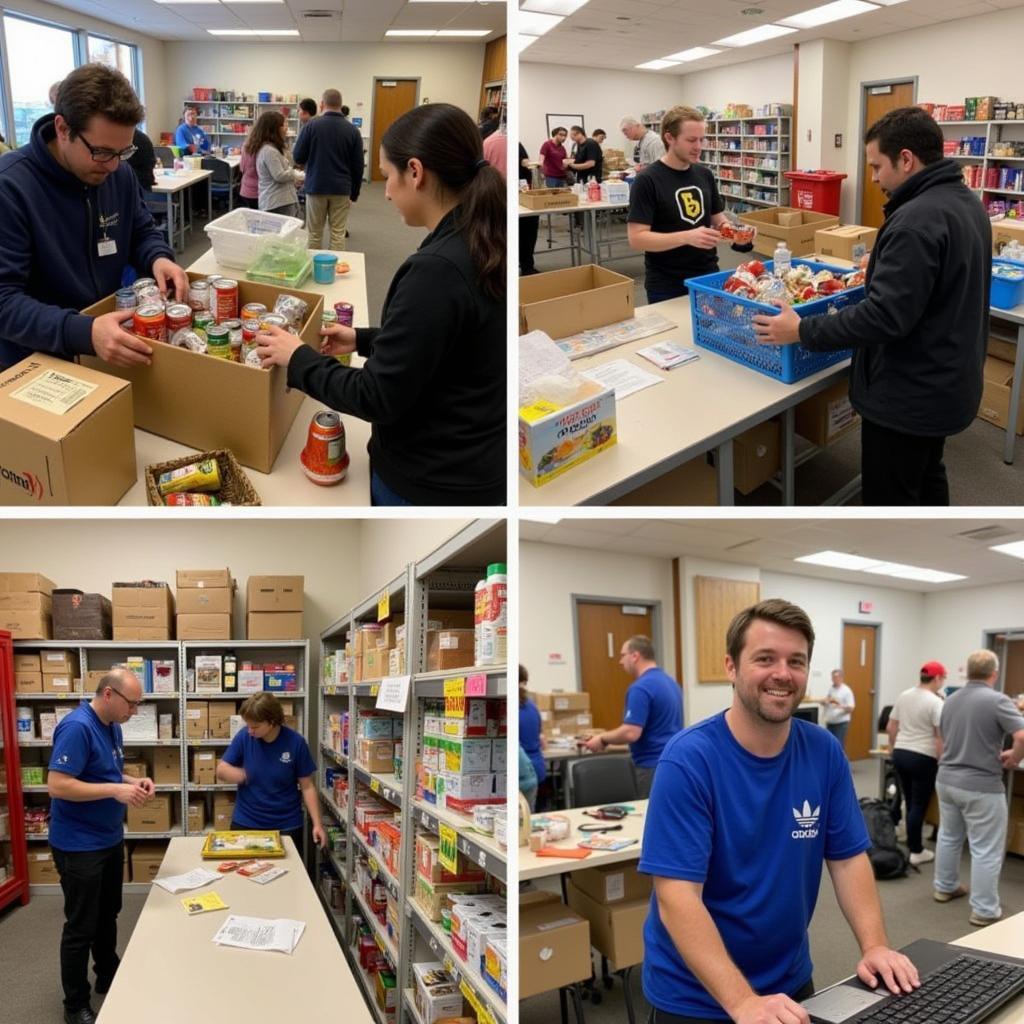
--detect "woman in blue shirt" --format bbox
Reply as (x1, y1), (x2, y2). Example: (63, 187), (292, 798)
(216, 692), (324, 852)
(519, 665), (547, 807)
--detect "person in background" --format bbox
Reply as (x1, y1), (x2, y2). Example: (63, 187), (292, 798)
(593, 128), (608, 147)
(821, 668), (856, 751)
(565, 125), (602, 183)
(174, 106), (211, 155)
(620, 114), (665, 171)
(519, 143), (539, 276)
(935, 649), (1024, 926)
(291, 88), (363, 250)
(248, 110), (301, 217)
(481, 126), (507, 178)
(519, 665), (547, 809)
(0, 131), (10, 155)
(887, 661), (945, 866)
(341, 105), (351, 118)
(127, 128), (155, 190)
(583, 635), (682, 798)
(254, 103), (505, 506)
(519, 746), (539, 811)
(216, 692), (325, 852)
(49, 81), (62, 107)
(237, 129), (259, 209)
(540, 126), (569, 188)
(297, 97), (317, 127)
(478, 105), (500, 139)
(47, 669), (155, 1024)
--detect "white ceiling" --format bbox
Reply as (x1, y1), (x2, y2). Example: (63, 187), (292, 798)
(520, 517), (1024, 592)
(37, 0), (506, 42)
(520, 0), (1024, 75)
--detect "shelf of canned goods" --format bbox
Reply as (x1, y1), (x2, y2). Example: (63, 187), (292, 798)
(315, 520), (508, 1024)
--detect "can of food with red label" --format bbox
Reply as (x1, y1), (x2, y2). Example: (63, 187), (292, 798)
(188, 280), (210, 311)
(222, 318), (243, 362)
(300, 411), (349, 485)
(334, 302), (354, 328)
(166, 303), (193, 336)
(212, 278), (238, 323)
(115, 288), (138, 312)
(133, 303), (167, 342)
(206, 324), (231, 359)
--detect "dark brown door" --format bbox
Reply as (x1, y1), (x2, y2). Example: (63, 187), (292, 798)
(576, 601), (653, 732)
(371, 79), (418, 182)
(842, 623), (877, 761)
(1002, 636), (1024, 701)
(859, 81), (915, 228)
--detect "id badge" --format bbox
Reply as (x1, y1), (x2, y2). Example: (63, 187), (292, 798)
(97, 238), (118, 257)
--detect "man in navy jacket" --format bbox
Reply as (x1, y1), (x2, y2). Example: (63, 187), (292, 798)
(0, 64), (189, 370)
(292, 88), (364, 251)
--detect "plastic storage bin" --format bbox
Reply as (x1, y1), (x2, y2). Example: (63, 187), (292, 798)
(685, 258), (864, 384)
(783, 171), (847, 215)
(991, 259), (1024, 310)
(203, 209), (304, 270)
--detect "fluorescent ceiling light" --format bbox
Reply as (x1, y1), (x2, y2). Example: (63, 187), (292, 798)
(663, 46), (722, 62)
(436, 29), (492, 35)
(989, 540), (1024, 560)
(795, 550), (884, 571)
(861, 562), (966, 583)
(518, 33), (538, 51)
(386, 29), (438, 35)
(521, 0), (589, 14)
(520, 512), (562, 524)
(227, 1), (287, 4)
(713, 24), (798, 47)
(780, 0), (878, 30)
(636, 59), (681, 70)
(868, 0), (908, 5)
(154, 0), (219, 4)
(518, 10), (563, 34)
(207, 28), (299, 34)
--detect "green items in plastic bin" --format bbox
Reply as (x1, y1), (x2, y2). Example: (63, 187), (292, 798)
(245, 237), (313, 288)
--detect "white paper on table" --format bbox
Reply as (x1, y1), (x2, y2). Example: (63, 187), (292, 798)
(212, 915), (306, 954)
(581, 359), (664, 401)
(519, 330), (576, 389)
(153, 868), (221, 894)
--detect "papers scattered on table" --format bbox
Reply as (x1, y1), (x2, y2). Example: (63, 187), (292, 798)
(636, 340), (701, 371)
(212, 915), (306, 954)
(238, 861), (288, 884)
(555, 313), (676, 360)
(582, 359), (664, 401)
(153, 867), (221, 894)
(181, 891), (229, 915)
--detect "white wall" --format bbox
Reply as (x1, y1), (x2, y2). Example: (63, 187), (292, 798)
(796, 39), (850, 171)
(357, 518), (473, 597)
(679, 53), (793, 115)
(161, 42), (486, 144)
(519, 541), (675, 694)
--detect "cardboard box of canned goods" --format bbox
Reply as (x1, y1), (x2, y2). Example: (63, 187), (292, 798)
(81, 274), (325, 474)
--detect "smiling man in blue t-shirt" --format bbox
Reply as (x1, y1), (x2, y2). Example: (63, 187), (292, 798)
(639, 599), (919, 1024)
(583, 635), (682, 797)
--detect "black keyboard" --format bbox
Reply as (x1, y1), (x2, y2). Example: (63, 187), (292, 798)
(854, 954), (1024, 1024)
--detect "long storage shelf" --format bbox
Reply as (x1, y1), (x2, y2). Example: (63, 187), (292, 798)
(412, 799), (506, 882)
(352, 880), (400, 964)
(351, 766), (403, 809)
(413, 666), (507, 698)
(351, 827), (401, 901)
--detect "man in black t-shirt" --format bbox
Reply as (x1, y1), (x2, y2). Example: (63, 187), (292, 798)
(627, 104), (735, 304)
(565, 125), (602, 182)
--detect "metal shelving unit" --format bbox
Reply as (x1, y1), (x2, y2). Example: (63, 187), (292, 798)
(936, 119), (1024, 212)
(182, 96), (302, 144)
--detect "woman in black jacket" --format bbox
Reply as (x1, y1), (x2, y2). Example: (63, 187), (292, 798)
(255, 102), (505, 506)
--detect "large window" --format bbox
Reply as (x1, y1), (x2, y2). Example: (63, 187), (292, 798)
(3, 14), (76, 146)
(87, 34), (136, 89)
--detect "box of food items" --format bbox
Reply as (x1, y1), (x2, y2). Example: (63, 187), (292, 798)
(81, 273), (324, 473)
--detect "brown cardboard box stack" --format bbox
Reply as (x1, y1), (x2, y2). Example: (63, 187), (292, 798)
(26, 849), (61, 884)
(185, 700), (209, 740)
(126, 793), (173, 833)
(813, 224), (877, 261)
(246, 575), (304, 639)
(532, 691), (594, 738)
(426, 628), (475, 673)
(112, 582), (175, 641)
(519, 891), (591, 999)
(14, 651), (43, 694)
(52, 590), (112, 641)
(191, 749), (217, 785)
(129, 842), (167, 883)
(738, 207), (840, 257)
(794, 379), (860, 448)
(153, 747), (181, 785)
(565, 863), (652, 968)
(213, 793), (236, 830)
(0, 572), (56, 640)
(176, 569), (234, 640)
(40, 649), (81, 695)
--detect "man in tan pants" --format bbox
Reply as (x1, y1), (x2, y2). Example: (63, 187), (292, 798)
(292, 88), (364, 250)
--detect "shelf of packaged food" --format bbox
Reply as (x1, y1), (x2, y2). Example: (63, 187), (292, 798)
(949, 154), (985, 160)
(984, 188), (1024, 196)
(352, 682), (387, 696)
(350, 828), (401, 901)
(352, 880), (400, 963)
(318, 886), (348, 944)
(324, 846), (348, 881)
(408, 903), (507, 1023)
(990, 156), (1024, 162)
(321, 744), (347, 766)
(740, 149), (788, 156)
(412, 800), (506, 882)
(402, 989), (426, 1024)
(25, 832), (50, 840)
(16, 741), (53, 748)
(413, 666), (507, 698)
(352, 766), (403, 808)
(323, 684), (349, 697)
(745, 182), (782, 189)
(11, 692), (85, 701)
(349, 955), (388, 1024)
(319, 787), (345, 815)
(195, 691), (304, 700)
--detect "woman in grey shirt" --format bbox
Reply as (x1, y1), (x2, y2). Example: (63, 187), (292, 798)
(245, 110), (300, 216)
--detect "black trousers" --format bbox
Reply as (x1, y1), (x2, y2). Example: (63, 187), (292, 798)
(860, 418), (949, 506)
(892, 748), (938, 854)
(520, 214), (540, 274)
(52, 841), (124, 1012)
(648, 979), (814, 1023)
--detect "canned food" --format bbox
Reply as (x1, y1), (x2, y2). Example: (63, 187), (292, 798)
(206, 324), (231, 359)
(115, 288), (138, 312)
(188, 280), (210, 312)
(212, 278), (239, 322)
(171, 329), (207, 354)
(241, 302), (268, 321)
(259, 313), (288, 331)
(222, 318), (243, 362)
(134, 285), (163, 305)
(157, 458), (221, 496)
(133, 277), (157, 295)
(166, 303), (193, 335)
(321, 309), (338, 326)
(299, 411), (348, 486)
(241, 317), (260, 344)
(165, 493), (222, 506)
(243, 343), (264, 369)
(334, 302), (354, 328)
(273, 293), (308, 329)
(193, 310), (214, 339)
(133, 303), (167, 342)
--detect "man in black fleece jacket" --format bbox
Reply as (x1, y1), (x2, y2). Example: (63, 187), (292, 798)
(754, 107), (991, 505)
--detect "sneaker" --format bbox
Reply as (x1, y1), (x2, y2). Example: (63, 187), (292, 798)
(63, 1009), (97, 1024)
(934, 885), (968, 903)
(909, 849), (935, 866)
(969, 911), (1003, 927)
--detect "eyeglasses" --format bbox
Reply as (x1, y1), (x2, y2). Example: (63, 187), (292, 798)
(108, 686), (143, 710)
(77, 131), (137, 164)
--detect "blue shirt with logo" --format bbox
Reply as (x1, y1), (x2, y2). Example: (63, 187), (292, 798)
(624, 667), (683, 767)
(639, 712), (869, 1019)
(223, 726), (317, 830)
(48, 702), (125, 851)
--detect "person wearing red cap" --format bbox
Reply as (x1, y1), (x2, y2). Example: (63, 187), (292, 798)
(821, 668), (856, 752)
(886, 662), (946, 866)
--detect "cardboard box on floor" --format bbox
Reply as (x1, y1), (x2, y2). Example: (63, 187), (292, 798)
(519, 265), (635, 339)
(566, 880), (647, 967)
(794, 378), (860, 448)
(0, 354), (136, 505)
(739, 207), (840, 257)
(520, 892), (592, 999)
(978, 355), (1024, 435)
(26, 849), (60, 884)
(610, 455), (718, 506)
(130, 841), (167, 882)
(732, 419), (780, 495)
(813, 225), (877, 262)
(246, 575), (304, 613)
(81, 274), (325, 473)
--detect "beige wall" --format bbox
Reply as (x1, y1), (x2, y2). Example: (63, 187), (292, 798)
(678, 52), (793, 115)
(357, 518), (473, 597)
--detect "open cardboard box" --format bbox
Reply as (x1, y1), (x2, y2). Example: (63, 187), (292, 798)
(978, 355), (1024, 435)
(519, 265), (634, 339)
(739, 207), (840, 257)
(81, 274), (324, 473)
(519, 188), (579, 211)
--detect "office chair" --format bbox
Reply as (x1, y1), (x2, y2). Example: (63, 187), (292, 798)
(154, 145), (175, 167)
(201, 157), (236, 213)
(569, 755), (638, 809)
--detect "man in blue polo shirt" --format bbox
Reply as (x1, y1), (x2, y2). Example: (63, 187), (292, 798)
(47, 668), (155, 1024)
(583, 635), (682, 797)
(640, 599), (919, 1024)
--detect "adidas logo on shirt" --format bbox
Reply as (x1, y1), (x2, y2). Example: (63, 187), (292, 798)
(791, 800), (821, 839)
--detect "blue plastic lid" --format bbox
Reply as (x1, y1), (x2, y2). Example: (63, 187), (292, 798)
(313, 253), (337, 265)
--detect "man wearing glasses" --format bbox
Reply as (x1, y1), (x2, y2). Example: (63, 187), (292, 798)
(0, 63), (189, 370)
(47, 668), (155, 1024)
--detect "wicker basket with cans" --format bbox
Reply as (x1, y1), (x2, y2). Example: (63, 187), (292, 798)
(144, 449), (262, 507)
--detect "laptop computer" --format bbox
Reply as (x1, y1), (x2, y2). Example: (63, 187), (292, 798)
(801, 938), (1024, 1024)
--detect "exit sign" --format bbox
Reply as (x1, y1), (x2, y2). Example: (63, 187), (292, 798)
(859, 601), (874, 614)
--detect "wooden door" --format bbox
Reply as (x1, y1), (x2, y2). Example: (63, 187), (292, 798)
(576, 601), (653, 732)
(371, 79), (418, 182)
(859, 81), (915, 228)
(842, 624), (877, 761)
(1003, 636), (1024, 701)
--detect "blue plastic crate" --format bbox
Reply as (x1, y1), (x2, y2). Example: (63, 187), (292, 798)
(992, 258), (1024, 310)
(685, 258), (865, 384)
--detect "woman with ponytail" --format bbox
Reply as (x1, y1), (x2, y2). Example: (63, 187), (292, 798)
(255, 102), (506, 506)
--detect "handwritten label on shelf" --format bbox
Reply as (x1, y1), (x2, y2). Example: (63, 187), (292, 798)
(370, 778), (382, 795)
(465, 673), (487, 697)
(369, 685), (380, 698)
(438, 823), (459, 875)
(368, 855), (380, 875)
(377, 589), (390, 622)
(445, 695), (465, 719)
(375, 674), (411, 713)
(443, 676), (465, 698)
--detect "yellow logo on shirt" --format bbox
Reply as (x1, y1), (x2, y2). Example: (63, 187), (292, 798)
(675, 186), (705, 225)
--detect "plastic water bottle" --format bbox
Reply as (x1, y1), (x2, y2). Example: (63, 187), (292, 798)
(773, 240), (792, 278)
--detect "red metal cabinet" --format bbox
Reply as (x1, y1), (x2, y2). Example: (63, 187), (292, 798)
(0, 630), (29, 908)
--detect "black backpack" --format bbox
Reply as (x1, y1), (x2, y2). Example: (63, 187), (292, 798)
(859, 797), (910, 879)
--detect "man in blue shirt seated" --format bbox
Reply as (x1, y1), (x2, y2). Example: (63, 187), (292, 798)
(173, 105), (211, 155)
(639, 599), (919, 1024)
(47, 668), (155, 1024)
(583, 635), (682, 797)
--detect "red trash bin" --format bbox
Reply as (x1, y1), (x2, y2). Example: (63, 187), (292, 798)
(784, 170), (847, 215)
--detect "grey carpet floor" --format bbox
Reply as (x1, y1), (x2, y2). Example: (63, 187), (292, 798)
(528, 216), (1024, 507)
(519, 757), (1024, 1024)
